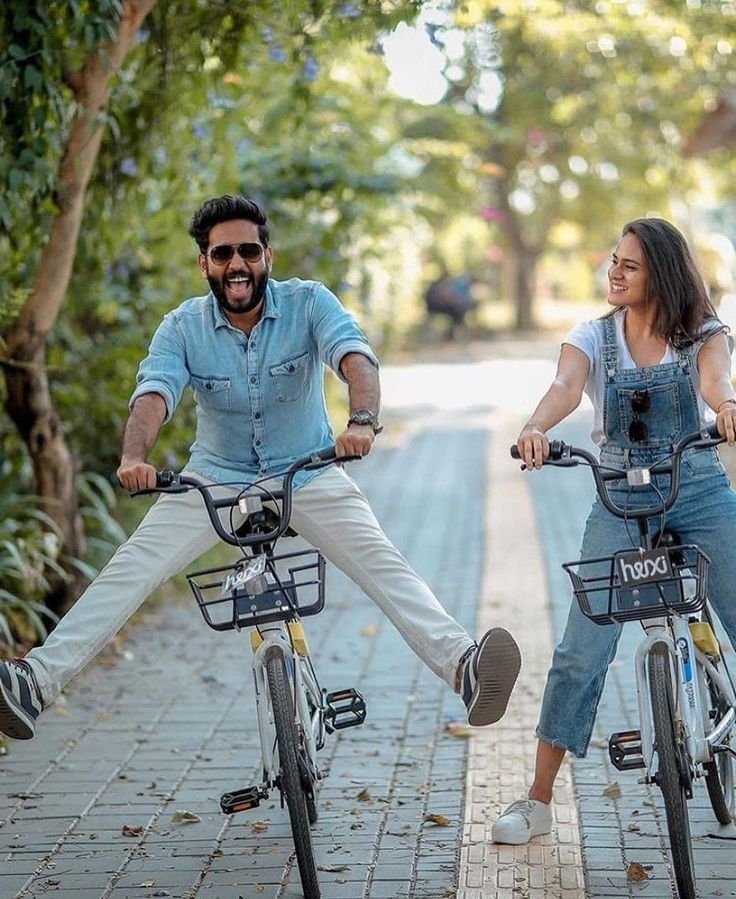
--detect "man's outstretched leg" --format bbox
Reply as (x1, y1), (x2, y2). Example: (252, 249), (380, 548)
(0, 484), (230, 740)
(290, 466), (521, 724)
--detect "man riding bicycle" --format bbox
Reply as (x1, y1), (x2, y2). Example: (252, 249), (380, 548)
(0, 195), (521, 742)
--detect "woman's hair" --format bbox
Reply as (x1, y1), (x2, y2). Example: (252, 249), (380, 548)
(188, 195), (270, 252)
(606, 217), (719, 346)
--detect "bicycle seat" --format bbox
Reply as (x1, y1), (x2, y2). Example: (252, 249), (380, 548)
(234, 507), (298, 540)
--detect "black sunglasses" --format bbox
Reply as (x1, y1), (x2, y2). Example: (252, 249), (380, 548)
(207, 242), (265, 265)
(628, 389), (651, 442)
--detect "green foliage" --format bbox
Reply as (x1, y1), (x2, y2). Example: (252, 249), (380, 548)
(0, 453), (129, 649)
(0, 458), (60, 647)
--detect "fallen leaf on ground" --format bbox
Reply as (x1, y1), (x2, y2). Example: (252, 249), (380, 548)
(251, 821), (269, 833)
(139, 881), (155, 888)
(318, 864), (350, 873)
(602, 783), (621, 799)
(424, 813), (451, 826)
(360, 624), (377, 637)
(627, 862), (649, 881)
(171, 810), (201, 824)
(356, 788), (371, 802)
(445, 722), (471, 738)
(122, 824), (144, 837)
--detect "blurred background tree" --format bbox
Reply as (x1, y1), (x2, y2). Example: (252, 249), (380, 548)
(1, 0), (735, 642)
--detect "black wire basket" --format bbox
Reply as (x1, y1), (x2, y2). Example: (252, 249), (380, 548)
(187, 548), (325, 631)
(562, 544), (709, 625)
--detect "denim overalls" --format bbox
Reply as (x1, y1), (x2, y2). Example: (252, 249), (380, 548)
(537, 316), (736, 757)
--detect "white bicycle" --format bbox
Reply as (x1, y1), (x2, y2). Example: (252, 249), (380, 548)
(513, 424), (736, 899)
(139, 448), (366, 899)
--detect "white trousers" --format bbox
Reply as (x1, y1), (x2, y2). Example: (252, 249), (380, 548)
(26, 467), (474, 705)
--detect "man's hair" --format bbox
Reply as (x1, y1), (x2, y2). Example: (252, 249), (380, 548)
(621, 217), (717, 345)
(188, 195), (270, 252)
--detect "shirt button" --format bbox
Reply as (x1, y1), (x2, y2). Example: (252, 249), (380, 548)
(255, 439), (261, 447)
(254, 412), (261, 420)
(250, 376), (256, 384)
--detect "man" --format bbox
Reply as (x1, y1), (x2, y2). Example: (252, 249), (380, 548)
(0, 195), (521, 742)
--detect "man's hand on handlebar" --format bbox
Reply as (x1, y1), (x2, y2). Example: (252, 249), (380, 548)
(116, 458), (158, 493)
(515, 424), (550, 471)
(335, 424), (374, 459)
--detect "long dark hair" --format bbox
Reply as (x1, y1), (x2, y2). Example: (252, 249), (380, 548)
(188, 195), (270, 252)
(607, 217), (718, 346)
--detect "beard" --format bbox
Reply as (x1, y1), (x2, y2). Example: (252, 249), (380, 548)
(208, 269), (269, 316)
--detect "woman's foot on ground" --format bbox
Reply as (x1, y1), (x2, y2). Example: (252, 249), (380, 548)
(492, 797), (552, 844)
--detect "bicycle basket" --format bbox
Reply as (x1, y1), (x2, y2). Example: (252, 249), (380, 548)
(562, 544), (709, 625)
(187, 548), (325, 631)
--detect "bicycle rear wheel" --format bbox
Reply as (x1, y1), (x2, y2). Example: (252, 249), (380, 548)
(702, 665), (736, 824)
(648, 642), (696, 899)
(266, 650), (320, 899)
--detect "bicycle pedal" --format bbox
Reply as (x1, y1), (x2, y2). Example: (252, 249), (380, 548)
(609, 729), (645, 771)
(220, 786), (265, 815)
(324, 687), (367, 731)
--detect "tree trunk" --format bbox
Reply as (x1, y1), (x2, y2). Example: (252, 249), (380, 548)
(513, 246), (538, 331)
(2, 0), (157, 615)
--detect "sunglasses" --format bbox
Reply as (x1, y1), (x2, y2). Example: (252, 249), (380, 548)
(628, 389), (650, 442)
(206, 242), (265, 265)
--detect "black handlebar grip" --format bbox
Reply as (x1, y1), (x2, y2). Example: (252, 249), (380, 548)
(156, 469), (176, 488)
(510, 445), (521, 459)
(314, 446), (337, 461)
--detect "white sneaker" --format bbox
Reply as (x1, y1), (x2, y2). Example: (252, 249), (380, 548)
(492, 797), (552, 844)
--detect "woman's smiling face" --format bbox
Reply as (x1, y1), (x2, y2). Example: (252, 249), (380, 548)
(607, 232), (649, 311)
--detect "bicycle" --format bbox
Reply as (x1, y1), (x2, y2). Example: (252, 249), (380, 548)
(512, 424), (736, 899)
(136, 447), (367, 899)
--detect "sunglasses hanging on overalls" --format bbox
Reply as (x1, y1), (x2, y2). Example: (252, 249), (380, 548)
(628, 389), (650, 442)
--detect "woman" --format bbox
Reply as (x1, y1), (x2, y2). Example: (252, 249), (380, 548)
(493, 217), (736, 844)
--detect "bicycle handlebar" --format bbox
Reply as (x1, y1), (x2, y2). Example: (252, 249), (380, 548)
(510, 423), (724, 520)
(132, 446), (361, 547)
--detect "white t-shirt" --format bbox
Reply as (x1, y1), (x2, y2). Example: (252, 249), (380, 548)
(563, 310), (724, 447)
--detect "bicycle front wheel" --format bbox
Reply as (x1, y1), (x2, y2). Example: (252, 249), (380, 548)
(266, 650), (320, 899)
(648, 642), (696, 899)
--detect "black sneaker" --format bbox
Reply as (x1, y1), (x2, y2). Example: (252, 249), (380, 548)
(0, 659), (43, 740)
(461, 628), (521, 726)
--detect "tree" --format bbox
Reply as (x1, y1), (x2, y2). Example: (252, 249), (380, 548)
(432, 0), (736, 327)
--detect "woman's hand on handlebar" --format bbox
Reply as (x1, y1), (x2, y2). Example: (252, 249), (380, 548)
(516, 424), (550, 470)
(116, 458), (158, 493)
(716, 402), (736, 447)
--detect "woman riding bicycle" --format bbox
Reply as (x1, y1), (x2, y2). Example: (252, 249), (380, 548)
(493, 217), (736, 844)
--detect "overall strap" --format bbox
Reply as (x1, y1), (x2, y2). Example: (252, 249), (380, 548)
(601, 315), (619, 381)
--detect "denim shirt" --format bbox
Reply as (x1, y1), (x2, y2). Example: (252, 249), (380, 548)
(129, 278), (379, 488)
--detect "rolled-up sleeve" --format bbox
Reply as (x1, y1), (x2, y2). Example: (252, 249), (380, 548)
(309, 283), (379, 382)
(129, 313), (189, 422)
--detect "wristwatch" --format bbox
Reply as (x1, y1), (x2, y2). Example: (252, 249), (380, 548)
(347, 409), (383, 434)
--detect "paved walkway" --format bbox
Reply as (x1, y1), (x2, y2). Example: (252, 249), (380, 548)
(2, 336), (736, 898)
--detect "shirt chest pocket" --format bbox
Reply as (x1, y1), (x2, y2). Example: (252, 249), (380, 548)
(269, 351), (309, 403)
(191, 375), (232, 410)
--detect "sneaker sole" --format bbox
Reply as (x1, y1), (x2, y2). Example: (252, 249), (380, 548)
(0, 680), (36, 740)
(468, 627), (521, 726)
